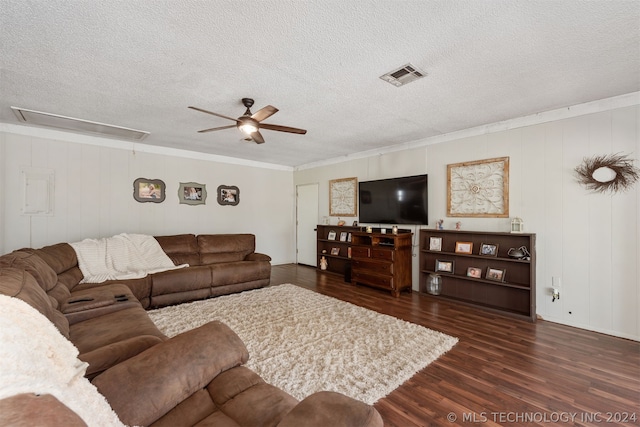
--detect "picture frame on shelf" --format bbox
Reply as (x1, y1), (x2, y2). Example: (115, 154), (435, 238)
(466, 267), (482, 278)
(339, 231), (348, 242)
(486, 267), (506, 282)
(330, 247), (340, 256)
(455, 241), (473, 254)
(347, 232), (352, 242)
(327, 230), (337, 240)
(435, 259), (454, 273)
(479, 243), (498, 256)
(429, 237), (443, 251)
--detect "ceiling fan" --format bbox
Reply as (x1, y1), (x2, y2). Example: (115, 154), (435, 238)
(188, 98), (307, 144)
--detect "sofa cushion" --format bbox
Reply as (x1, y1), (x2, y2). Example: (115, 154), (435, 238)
(155, 234), (200, 266)
(70, 306), (166, 377)
(209, 261), (271, 287)
(278, 391), (384, 427)
(0, 251), (58, 292)
(206, 366), (298, 427)
(26, 243), (78, 275)
(151, 265), (212, 296)
(198, 234), (255, 264)
(0, 394), (88, 427)
(0, 267), (70, 338)
(93, 321), (249, 427)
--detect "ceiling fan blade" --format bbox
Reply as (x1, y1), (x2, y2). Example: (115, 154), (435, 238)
(188, 106), (238, 122)
(251, 105), (278, 122)
(259, 123), (307, 134)
(197, 124), (237, 133)
(252, 131), (265, 144)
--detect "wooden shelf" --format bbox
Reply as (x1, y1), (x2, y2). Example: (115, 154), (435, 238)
(419, 229), (536, 321)
(316, 224), (362, 277)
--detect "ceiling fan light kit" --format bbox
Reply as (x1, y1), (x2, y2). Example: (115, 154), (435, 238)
(189, 98), (306, 144)
(237, 117), (258, 134)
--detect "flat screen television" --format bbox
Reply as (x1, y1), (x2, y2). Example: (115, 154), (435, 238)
(358, 174), (428, 225)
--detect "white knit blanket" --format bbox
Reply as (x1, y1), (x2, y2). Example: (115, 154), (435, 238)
(0, 295), (125, 426)
(70, 233), (187, 284)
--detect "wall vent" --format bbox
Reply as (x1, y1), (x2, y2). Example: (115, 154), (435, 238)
(11, 107), (149, 140)
(379, 63), (427, 87)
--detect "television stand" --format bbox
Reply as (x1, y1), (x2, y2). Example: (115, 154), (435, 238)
(350, 231), (413, 297)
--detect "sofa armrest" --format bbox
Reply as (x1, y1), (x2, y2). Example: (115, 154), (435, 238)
(245, 252), (272, 262)
(61, 290), (116, 314)
(81, 335), (164, 379)
(277, 391), (383, 427)
(92, 321), (249, 427)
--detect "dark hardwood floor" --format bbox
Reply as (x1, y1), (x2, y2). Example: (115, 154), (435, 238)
(271, 264), (640, 427)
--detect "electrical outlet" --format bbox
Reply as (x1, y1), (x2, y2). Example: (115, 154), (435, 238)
(552, 276), (561, 288)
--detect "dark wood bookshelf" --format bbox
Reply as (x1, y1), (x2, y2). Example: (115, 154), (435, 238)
(419, 229), (536, 321)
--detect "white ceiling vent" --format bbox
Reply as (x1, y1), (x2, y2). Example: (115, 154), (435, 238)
(11, 107), (149, 140)
(379, 63), (427, 87)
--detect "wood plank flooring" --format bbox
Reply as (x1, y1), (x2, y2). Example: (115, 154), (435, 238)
(271, 264), (640, 427)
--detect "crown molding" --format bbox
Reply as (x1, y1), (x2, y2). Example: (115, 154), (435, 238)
(295, 91), (640, 171)
(0, 122), (293, 172)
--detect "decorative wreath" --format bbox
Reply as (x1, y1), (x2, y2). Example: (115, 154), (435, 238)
(574, 153), (639, 194)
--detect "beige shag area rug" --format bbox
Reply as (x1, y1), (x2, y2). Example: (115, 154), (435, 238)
(148, 284), (457, 404)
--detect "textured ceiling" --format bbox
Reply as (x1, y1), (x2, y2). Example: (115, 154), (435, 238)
(1, 1), (639, 167)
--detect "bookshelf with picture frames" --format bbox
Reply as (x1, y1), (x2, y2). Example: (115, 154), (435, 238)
(316, 224), (361, 277)
(419, 229), (536, 321)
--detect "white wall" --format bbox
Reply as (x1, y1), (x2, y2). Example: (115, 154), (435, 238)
(1, 100), (638, 340)
(0, 129), (296, 265)
(294, 104), (639, 341)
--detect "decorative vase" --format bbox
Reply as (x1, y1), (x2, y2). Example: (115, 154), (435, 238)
(427, 274), (442, 295)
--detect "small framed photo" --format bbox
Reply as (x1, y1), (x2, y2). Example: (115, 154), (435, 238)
(435, 259), (454, 273)
(479, 243), (498, 257)
(429, 237), (443, 251)
(327, 230), (337, 240)
(455, 241), (473, 254)
(466, 267), (482, 278)
(347, 232), (352, 242)
(133, 178), (166, 203)
(330, 247), (340, 256)
(339, 231), (348, 242)
(217, 185), (239, 206)
(486, 267), (506, 282)
(178, 182), (207, 205)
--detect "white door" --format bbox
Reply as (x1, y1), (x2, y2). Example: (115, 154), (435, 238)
(296, 183), (319, 266)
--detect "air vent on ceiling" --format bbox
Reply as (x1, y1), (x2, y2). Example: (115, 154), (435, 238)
(11, 107), (149, 141)
(379, 63), (427, 87)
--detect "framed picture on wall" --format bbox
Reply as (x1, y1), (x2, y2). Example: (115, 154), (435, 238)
(178, 182), (207, 205)
(133, 178), (165, 203)
(217, 185), (239, 206)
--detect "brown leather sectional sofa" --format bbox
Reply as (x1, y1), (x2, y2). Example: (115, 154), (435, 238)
(0, 234), (383, 426)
